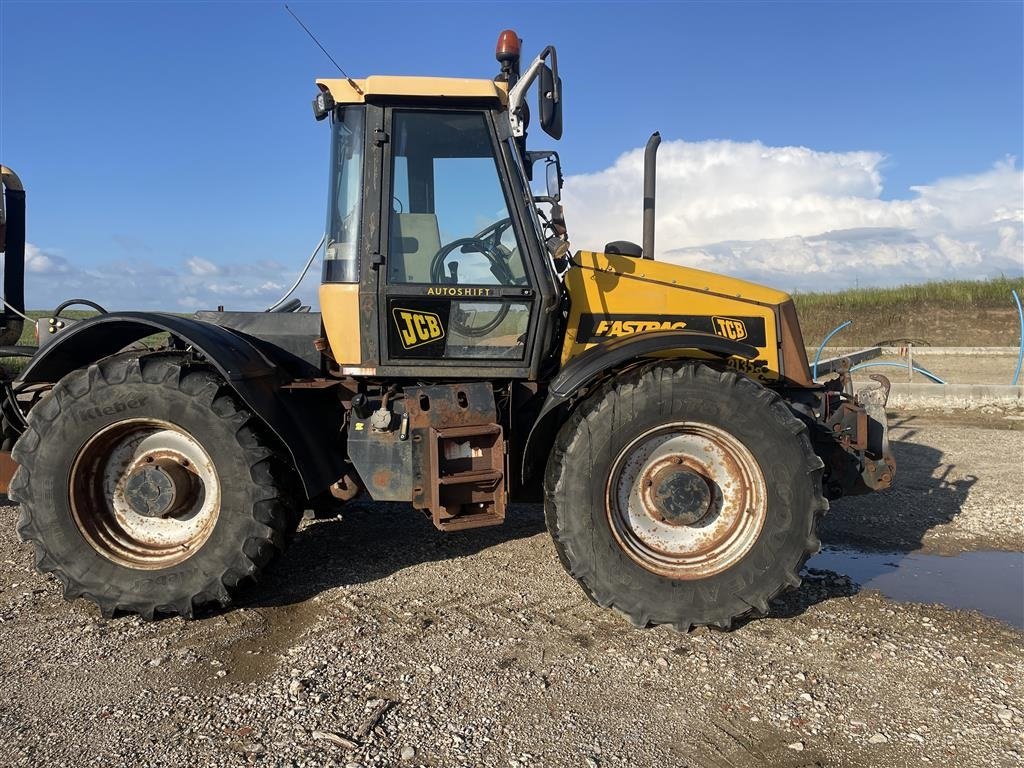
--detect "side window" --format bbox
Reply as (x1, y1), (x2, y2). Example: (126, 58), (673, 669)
(323, 107), (365, 283)
(387, 111), (527, 286)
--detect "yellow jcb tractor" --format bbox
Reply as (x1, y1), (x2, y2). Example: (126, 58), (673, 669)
(0, 31), (893, 629)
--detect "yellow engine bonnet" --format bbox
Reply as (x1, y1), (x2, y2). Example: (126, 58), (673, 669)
(562, 251), (804, 384)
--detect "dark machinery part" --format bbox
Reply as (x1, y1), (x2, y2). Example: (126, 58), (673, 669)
(642, 132), (661, 260)
(0, 166), (26, 347)
(801, 373), (894, 499)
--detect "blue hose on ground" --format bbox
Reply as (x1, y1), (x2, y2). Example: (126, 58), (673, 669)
(849, 361), (946, 385)
(1011, 289), (1023, 386)
(812, 319), (853, 380)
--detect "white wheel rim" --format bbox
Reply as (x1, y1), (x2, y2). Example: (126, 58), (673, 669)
(69, 419), (221, 569)
(606, 421), (767, 580)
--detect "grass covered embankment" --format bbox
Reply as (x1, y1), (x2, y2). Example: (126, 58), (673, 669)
(794, 276), (1024, 348)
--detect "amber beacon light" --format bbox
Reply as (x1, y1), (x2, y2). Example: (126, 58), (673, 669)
(495, 29), (521, 63)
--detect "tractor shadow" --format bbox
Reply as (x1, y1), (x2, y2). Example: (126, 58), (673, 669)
(236, 500), (549, 611)
(817, 411), (979, 555)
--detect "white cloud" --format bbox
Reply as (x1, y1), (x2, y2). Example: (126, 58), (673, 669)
(13, 246), (310, 312)
(562, 139), (1023, 290)
(185, 256), (221, 276)
(24, 243), (71, 274)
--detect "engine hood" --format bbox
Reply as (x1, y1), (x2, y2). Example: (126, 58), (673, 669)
(561, 251), (812, 386)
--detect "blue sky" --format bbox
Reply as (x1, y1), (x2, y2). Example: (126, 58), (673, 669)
(1, 1), (1022, 310)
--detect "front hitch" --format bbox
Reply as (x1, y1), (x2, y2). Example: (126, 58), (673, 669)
(854, 374), (895, 491)
(815, 373), (896, 498)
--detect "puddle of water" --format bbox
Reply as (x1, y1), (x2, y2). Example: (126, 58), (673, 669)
(805, 548), (1024, 629)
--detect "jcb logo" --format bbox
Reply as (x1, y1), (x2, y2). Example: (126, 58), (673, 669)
(393, 308), (445, 349)
(713, 316), (748, 341)
(594, 319), (688, 337)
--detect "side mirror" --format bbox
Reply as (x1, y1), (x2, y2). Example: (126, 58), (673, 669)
(312, 88), (335, 121)
(545, 159), (562, 201)
(538, 63), (562, 140)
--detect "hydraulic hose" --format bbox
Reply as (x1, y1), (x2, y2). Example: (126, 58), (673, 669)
(849, 361), (946, 385)
(53, 298), (108, 317)
(1011, 289), (1022, 386)
(267, 234), (324, 312)
(812, 319), (852, 379)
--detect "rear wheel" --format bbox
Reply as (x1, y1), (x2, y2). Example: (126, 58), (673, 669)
(10, 355), (300, 619)
(544, 362), (827, 630)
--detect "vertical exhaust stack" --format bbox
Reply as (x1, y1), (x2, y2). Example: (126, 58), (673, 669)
(0, 166), (26, 346)
(642, 132), (661, 260)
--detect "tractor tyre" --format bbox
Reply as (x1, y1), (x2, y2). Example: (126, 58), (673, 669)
(543, 361), (827, 631)
(10, 355), (301, 619)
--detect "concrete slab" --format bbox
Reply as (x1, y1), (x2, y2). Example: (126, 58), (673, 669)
(884, 383), (1024, 409)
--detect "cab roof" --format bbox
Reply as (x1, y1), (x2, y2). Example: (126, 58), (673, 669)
(316, 76), (508, 106)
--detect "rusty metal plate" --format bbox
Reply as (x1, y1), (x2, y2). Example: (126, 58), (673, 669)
(404, 383), (496, 431)
(0, 451), (17, 496)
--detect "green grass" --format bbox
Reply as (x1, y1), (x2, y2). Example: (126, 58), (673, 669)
(793, 276), (1024, 313)
(793, 276), (1024, 347)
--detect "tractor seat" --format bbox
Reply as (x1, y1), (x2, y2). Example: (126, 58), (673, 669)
(389, 213), (442, 284)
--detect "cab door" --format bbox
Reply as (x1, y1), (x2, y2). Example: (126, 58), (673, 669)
(377, 108), (542, 377)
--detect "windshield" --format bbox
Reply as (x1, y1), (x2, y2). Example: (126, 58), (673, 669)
(323, 106), (366, 283)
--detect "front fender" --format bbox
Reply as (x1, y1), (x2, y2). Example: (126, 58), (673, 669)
(18, 312), (344, 499)
(521, 330), (757, 481)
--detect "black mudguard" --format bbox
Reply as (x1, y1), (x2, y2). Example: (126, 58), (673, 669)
(17, 312), (344, 499)
(520, 330), (758, 482)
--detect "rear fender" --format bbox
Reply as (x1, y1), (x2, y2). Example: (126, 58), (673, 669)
(17, 312), (343, 499)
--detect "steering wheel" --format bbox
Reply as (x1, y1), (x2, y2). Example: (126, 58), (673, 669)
(429, 237), (513, 338)
(474, 217), (513, 251)
(429, 237), (515, 285)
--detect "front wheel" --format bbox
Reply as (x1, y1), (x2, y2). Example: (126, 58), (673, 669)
(11, 355), (300, 619)
(544, 362), (827, 631)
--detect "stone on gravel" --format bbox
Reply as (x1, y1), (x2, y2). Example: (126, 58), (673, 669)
(311, 730), (358, 750)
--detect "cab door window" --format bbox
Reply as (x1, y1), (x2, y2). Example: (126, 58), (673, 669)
(387, 111), (527, 286)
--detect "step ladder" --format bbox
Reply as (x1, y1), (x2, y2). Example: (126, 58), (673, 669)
(424, 423), (506, 531)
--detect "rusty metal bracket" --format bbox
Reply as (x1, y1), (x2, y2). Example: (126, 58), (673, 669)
(0, 450), (16, 495)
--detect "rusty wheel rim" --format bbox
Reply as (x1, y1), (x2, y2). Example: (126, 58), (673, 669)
(606, 422), (767, 580)
(69, 419), (221, 569)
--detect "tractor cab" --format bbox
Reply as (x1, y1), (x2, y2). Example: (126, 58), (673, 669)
(315, 33), (567, 381)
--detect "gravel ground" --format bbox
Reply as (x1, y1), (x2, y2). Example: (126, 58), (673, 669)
(1, 411), (1021, 768)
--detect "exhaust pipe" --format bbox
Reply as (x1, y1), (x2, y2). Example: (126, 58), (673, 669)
(0, 166), (26, 346)
(642, 132), (661, 260)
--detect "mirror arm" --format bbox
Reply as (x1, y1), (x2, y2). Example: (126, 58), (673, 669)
(507, 46), (557, 137)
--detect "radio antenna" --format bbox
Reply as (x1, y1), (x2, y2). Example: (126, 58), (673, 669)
(284, 4), (364, 95)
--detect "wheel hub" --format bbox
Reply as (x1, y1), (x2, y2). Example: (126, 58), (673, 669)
(643, 459), (713, 526)
(123, 460), (196, 519)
